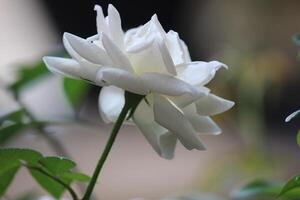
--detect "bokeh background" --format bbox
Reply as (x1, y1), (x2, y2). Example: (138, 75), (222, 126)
(1, 0), (300, 199)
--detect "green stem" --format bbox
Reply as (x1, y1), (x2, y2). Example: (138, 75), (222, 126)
(82, 92), (144, 200)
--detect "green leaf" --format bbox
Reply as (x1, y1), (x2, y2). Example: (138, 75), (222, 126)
(63, 78), (90, 109)
(0, 149), (88, 199)
(33, 156), (91, 198)
(0, 148), (43, 171)
(293, 34), (300, 46)
(60, 172), (91, 182)
(297, 130), (300, 148)
(30, 156), (76, 199)
(0, 110), (25, 123)
(233, 179), (300, 200)
(9, 61), (50, 94)
(0, 110), (28, 144)
(279, 175), (300, 197)
(39, 156), (76, 175)
(30, 170), (70, 199)
(0, 167), (19, 197)
(9, 50), (66, 94)
(0, 149), (43, 197)
(232, 179), (281, 199)
(285, 110), (300, 122)
(0, 110), (54, 145)
(0, 123), (25, 144)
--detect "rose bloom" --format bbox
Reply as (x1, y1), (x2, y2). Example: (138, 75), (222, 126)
(44, 4), (234, 159)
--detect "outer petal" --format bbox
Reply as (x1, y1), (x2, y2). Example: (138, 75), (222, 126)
(43, 56), (102, 84)
(102, 33), (134, 72)
(63, 33), (111, 65)
(156, 36), (176, 75)
(153, 94), (206, 150)
(141, 72), (209, 97)
(133, 99), (177, 159)
(166, 30), (186, 65)
(183, 104), (221, 135)
(176, 61), (227, 86)
(94, 5), (108, 35)
(63, 34), (84, 62)
(107, 4), (124, 50)
(179, 39), (191, 63)
(169, 93), (203, 108)
(43, 57), (80, 79)
(285, 109), (300, 122)
(96, 67), (148, 95)
(98, 86), (125, 123)
(195, 94), (235, 116)
(79, 61), (102, 83)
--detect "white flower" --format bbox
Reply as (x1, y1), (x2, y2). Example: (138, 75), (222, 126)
(43, 4), (234, 159)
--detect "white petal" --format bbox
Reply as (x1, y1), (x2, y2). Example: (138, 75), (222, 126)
(150, 14), (166, 36)
(124, 26), (141, 47)
(96, 67), (148, 95)
(107, 4), (124, 50)
(133, 99), (177, 159)
(128, 38), (169, 75)
(183, 104), (221, 135)
(125, 23), (154, 52)
(94, 5), (108, 35)
(63, 34), (84, 62)
(196, 94), (234, 116)
(126, 15), (165, 52)
(43, 57), (80, 79)
(86, 34), (98, 42)
(285, 109), (300, 122)
(166, 30), (186, 65)
(169, 93), (203, 108)
(153, 94), (206, 150)
(176, 61), (227, 86)
(126, 35), (155, 53)
(179, 39), (191, 63)
(98, 86), (125, 123)
(63, 32), (111, 65)
(156, 36), (176, 75)
(101, 33), (133, 72)
(141, 72), (209, 97)
(126, 17), (175, 75)
(79, 61), (102, 83)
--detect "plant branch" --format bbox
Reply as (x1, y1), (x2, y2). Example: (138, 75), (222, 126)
(12, 93), (69, 156)
(12, 93), (87, 196)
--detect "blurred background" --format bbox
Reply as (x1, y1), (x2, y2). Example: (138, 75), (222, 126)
(1, 0), (300, 199)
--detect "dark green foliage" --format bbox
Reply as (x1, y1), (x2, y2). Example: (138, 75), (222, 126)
(63, 78), (90, 109)
(0, 110), (27, 144)
(0, 148), (90, 199)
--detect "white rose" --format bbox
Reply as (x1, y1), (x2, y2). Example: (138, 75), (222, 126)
(43, 4), (234, 159)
